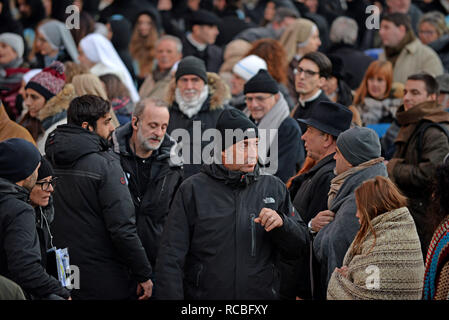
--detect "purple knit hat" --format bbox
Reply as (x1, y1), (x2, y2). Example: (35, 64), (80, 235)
(25, 61), (66, 101)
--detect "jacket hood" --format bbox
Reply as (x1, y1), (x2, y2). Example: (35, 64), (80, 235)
(166, 72), (230, 111)
(37, 84), (76, 122)
(111, 122), (183, 167)
(201, 163), (259, 188)
(0, 177), (29, 203)
(45, 124), (108, 168)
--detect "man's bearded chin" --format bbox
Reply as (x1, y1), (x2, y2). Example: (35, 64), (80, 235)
(138, 130), (163, 152)
(175, 86), (209, 118)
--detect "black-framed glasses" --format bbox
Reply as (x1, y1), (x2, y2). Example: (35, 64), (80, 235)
(244, 94), (274, 104)
(294, 67), (320, 78)
(35, 177), (58, 191)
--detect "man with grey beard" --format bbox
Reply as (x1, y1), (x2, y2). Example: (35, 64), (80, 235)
(111, 98), (183, 282)
(165, 55), (229, 178)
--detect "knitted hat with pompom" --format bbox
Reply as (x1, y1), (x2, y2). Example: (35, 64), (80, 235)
(25, 61), (66, 101)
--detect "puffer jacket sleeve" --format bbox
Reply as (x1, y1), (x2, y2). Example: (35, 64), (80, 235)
(4, 203), (70, 299)
(98, 156), (152, 283)
(154, 184), (192, 300)
(269, 183), (310, 259)
(389, 126), (449, 189)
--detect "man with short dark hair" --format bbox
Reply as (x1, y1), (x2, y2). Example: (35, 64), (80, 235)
(45, 95), (153, 300)
(387, 73), (449, 255)
(291, 52), (332, 133)
(111, 98), (183, 280)
(379, 13), (443, 84)
(0, 138), (70, 300)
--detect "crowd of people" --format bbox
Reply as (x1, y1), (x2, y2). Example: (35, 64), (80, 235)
(1, 0), (449, 301)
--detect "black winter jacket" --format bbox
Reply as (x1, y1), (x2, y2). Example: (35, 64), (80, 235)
(111, 123), (183, 270)
(45, 124), (152, 300)
(0, 178), (69, 299)
(154, 164), (309, 300)
(280, 154), (336, 299)
(167, 97), (225, 178)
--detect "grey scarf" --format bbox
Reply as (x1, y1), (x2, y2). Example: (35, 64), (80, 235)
(244, 93), (289, 163)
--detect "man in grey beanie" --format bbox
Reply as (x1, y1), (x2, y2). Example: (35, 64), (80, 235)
(311, 126), (388, 299)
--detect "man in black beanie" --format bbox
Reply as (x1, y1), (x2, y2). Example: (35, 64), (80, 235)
(0, 138), (70, 300)
(243, 69), (304, 183)
(155, 108), (309, 300)
(166, 55), (228, 178)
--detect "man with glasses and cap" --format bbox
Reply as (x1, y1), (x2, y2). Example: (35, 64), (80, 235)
(280, 101), (353, 300)
(243, 69), (304, 183)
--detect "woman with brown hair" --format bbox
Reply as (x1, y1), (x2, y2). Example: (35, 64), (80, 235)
(352, 60), (403, 126)
(99, 73), (134, 125)
(327, 176), (425, 300)
(245, 38), (295, 110)
(129, 11), (159, 88)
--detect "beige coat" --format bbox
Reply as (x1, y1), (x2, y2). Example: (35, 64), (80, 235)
(380, 39), (444, 84)
(327, 207), (425, 300)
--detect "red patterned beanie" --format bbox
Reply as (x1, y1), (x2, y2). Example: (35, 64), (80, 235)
(25, 61), (66, 101)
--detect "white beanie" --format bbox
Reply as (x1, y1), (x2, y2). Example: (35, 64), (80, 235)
(232, 55), (267, 81)
(0, 33), (24, 58)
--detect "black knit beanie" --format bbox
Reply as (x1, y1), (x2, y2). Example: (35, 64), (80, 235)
(244, 69), (279, 94)
(38, 157), (54, 180)
(175, 56), (208, 83)
(216, 108), (258, 151)
(0, 138), (41, 183)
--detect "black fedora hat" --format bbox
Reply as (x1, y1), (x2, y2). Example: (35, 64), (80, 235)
(297, 101), (353, 137)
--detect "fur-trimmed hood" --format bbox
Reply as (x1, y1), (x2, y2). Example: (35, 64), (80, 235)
(37, 83), (76, 122)
(165, 72), (230, 111)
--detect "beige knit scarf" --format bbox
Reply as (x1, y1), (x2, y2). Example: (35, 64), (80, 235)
(328, 157), (384, 208)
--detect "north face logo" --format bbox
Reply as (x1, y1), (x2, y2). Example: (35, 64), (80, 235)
(263, 197), (275, 204)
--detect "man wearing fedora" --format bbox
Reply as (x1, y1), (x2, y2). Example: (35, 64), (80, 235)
(280, 101), (353, 300)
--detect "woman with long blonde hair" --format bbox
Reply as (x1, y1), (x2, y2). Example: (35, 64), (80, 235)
(352, 60), (403, 125)
(327, 176), (425, 300)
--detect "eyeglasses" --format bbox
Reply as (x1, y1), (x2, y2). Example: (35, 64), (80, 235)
(245, 94), (274, 104)
(35, 177), (58, 191)
(294, 67), (320, 78)
(418, 30), (437, 36)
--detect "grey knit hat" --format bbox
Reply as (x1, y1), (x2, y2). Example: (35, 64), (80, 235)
(0, 33), (24, 58)
(336, 127), (381, 166)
